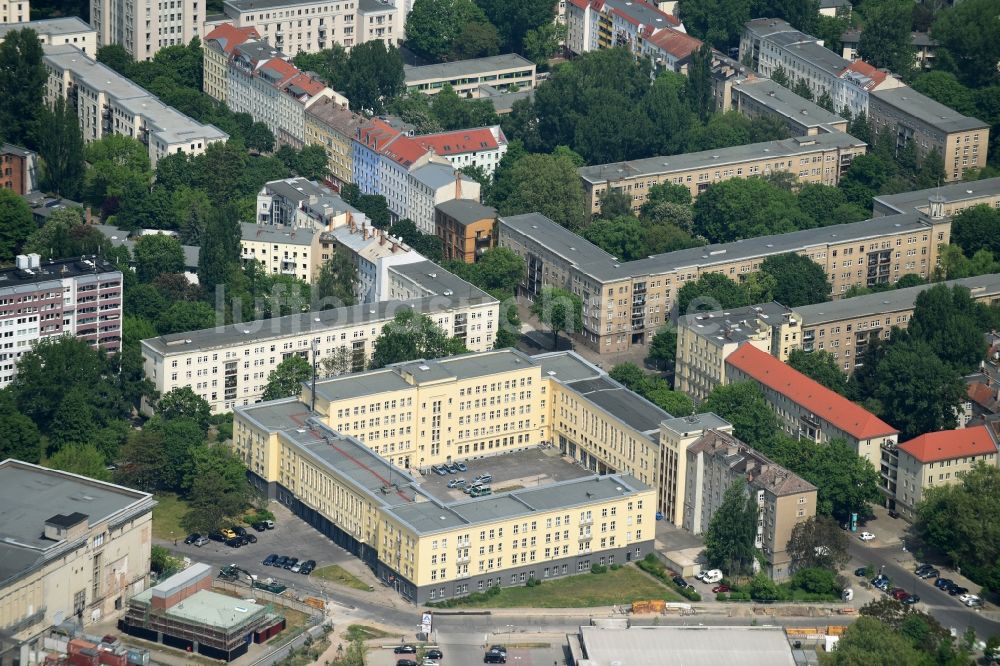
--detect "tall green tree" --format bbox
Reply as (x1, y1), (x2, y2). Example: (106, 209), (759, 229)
(156, 301), (216, 335)
(530, 286), (582, 349)
(24, 207), (109, 260)
(647, 326), (677, 373)
(316, 248), (358, 308)
(46, 444), (112, 482)
(858, 0), (915, 77)
(931, 0), (1000, 88)
(825, 617), (936, 666)
(262, 355), (313, 401)
(0, 28), (47, 146)
(678, 0), (750, 49)
(699, 381), (779, 448)
(134, 234), (185, 282)
(341, 41), (406, 114)
(36, 97), (86, 199)
(907, 284), (988, 374)
(787, 349), (848, 394)
(760, 253), (831, 307)
(493, 152), (588, 230)
(686, 43), (714, 121)
(370, 309), (468, 369)
(693, 178), (808, 243)
(951, 203), (1000, 257)
(405, 0), (493, 62)
(0, 189), (36, 262)
(786, 515), (849, 571)
(676, 273), (752, 314)
(704, 480), (759, 575)
(181, 445), (252, 533)
(475, 0), (554, 53)
(0, 392), (42, 463)
(157, 387), (211, 431)
(198, 203), (241, 296)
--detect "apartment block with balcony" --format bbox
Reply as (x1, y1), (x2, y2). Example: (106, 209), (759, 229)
(0, 0), (27, 23)
(658, 413), (734, 526)
(404, 54), (536, 98)
(578, 131), (866, 214)
(0, 144), (37, 195)
(320, 224), (426, 303)
(240, 222), (323, 283)
(0, 460), (155, 665)
(883, 425), (999, 520)
(203, 23), (260, 104)
(305, 96), (365, 189)
(675, 302), (801, 403)
(0, 254), (123, 388)
(795, 272), (1000, 373)
(731, 78), (848, 136)
(43, 44), (228, 166)
(725, 344), (899, 469)
(212, 0), (402, 56)
(873, 177), (1000, 217)
(564, 0), (688, 62)
(415, 126), (508, 176)
(91, 0), (201, 61)
(141, 262), (497, 413)
(683, 429), (816, 579)
(435, 199), (497, 264)
(868, 87), (989, 182)
(256, 176), (360, 229)
(497, 205), (949, 356)
(0, 17), (97, 55)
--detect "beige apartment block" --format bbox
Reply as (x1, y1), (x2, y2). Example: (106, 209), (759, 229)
(675, 302), (801, 403)
(404, 54), (536, 98)
(657, 413), (734, 526)
(795, 273), (1000, 373)
(0, 461), (155, 664)
(497, 205), (950, 356)
(305, 97), (365, 189)
(0, 0), (27, 23)
(579, 131), (866, 214)
(731, 78), (848, 137)
(232, 349), (658, 603)
(203, 23), (260, 104)
(0, 18), (97, 55)
(91, 0), (201, 60)
(240, 222), (322, 283)
(683, 429), (816, 579)
(886, 425), (998, 520)
(869, 88), (989, 182)
(873, 177), (1000, 217)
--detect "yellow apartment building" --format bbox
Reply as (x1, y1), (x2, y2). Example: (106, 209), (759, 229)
(304, 97), (366, 189)
(240, 222), (323, 284)
(203, 24), (260, 105)
(873, 177), (1000, 217)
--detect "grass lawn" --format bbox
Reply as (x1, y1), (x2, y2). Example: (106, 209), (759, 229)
(312, 564), (371, 591)
(345, 624), (393, 642)
(270, 606), (310, 643)
(151, 492), (190, 541)
(438, 565), (681, 608)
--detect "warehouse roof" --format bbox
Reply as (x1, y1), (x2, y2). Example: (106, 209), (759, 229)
(577, 625), (796, 666)
(405, 54), (534, 83)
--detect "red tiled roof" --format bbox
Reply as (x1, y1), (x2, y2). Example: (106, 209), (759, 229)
(357, 118), (401, 151)
(260, 58), (299, 87)
(380, 135), (430, 168)
(567, 0), (589, 9)
(285, 72), (326, 98)
(725, 344), (898, 440)
(645, 26), (702, 59)
(416, 128), (501, 156)
(840, 61), (889, 90)
(897, 425), (997, 463)
(205, 23), (260, 55)
(968, 382), (999, 411)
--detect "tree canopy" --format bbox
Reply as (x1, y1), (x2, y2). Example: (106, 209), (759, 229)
(262, 355), (313, 401)
(759, 253), (832, 307)
(704, 480), (759, 575)
(699, 381), (779, 448)
(405, 0), (494, 62)
(530, 287), (583, 349)
(787, 349), (848, 394)
(370, 310), (468, 369)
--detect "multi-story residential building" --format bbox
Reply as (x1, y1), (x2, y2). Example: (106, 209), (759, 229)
(209, 0), (402, 56)
(256, 176), (360, 229)
(658, 413), (733, 525)
(683, 428), (816, 579)
(0, 460), (155, 664)
(353, 117), (401, 195)
(305, 96), (365, 189)
(378, 134), (447, 225)
(0, 0), (27, 23)
(435, 199), (497, 263)
(841, 30), (936, 70)
(220, 32), (345, 147)
(404, 54), (536, 98)
(731, 78), (848, 136)
(884, 425), (998, 519)
(564, 0), (686, 58)
(0, 254), (123, 387)
(675, 302), (801, 403)
(724, 343), (898, 469)
(0, 17), (97, 55)
(407, 162), (480, 235)
(868, 87), (989, 182)
(42, 44), (228, 166)
(240, 222), (323, 283)
(578, 131), (867, 213)
(740, 18), (903, 118)
(202, 23), (260, 104)
(141, 264), (497, 412)
(497, 205), (948, 355)
(415, 126), (508, 176)
(1, 144), (37, 195)
(320, 225), (426, 303)
(873, 177), (1000, 217)
(795, 273), (1000, 373)
(640, 26), (703, 75)
(818, 0), (851, 17)
(91, 0), (201, 61)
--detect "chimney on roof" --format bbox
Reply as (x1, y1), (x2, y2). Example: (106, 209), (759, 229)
(454, 171), (462, 200)
(379, 228), (385, 246)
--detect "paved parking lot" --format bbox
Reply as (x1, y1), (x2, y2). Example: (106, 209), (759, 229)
(367, 641), (567, 666)
(418, 448), (592, 502)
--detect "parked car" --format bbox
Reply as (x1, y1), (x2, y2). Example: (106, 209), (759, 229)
(225, 537), (243, 548)
(244, 534), (257, 544)
(470, 486), (493, 497)
(854, 567), (869, 577)
(432, 466), (448, 476)
(902, 594), (920, 605)
(712, 585), (731, 593)
(447, 478), (466, 489)
(891, 588), (910, 601)
(703, 569), (723, 584)
(935, 578), (954, 590)
(445, 463), (459, 474)
(872, 576), (890, 592)
(859, 532), (875, 542)
(426, 649), (443, 659)
(397, 661), (418, 666)
(290, 562), (303, 573)
(252, 522), (267, 532)
(888, 510), (900, 519)
(949, 586), (969, 597)
(475, 473), (493, 484)
(673, 576), (688, 588)
(959, 593), (983, 607)
(263, 554), (278, 566)
(275, 556), (289, 568)
(208, 531), (225, 542)
(184, 533), (201, 545)
(915, 564), (934, 575)
(221, 528), (237, 539)
(489, 646), (507, 657)
(194, 536), (209, 547)
(918, 568), (939, 579)
(300, 560), (316, 575)
(283, 557), (298, 570)
(422, 660), (440, 666)
(484, 646), (507, 663)
(263, 520), (275, 529)
(456, 462), (467, 472)
(394, 645), (417, 654)
(233, 527), (247, 537)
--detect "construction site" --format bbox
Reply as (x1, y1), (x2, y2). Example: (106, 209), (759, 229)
(117, 563), (285, 662)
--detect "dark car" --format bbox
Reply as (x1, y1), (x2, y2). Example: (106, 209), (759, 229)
(949, 586), (969, 597)
(208, 531), (225, 542)
(456, 462), (467, 472)
(672, 576), (688, 588)
(283, 557), (298, 570)
(854, 567), (869, 577)
(484, 647), (507, 664)
(935, 577), (954, 590)
(184, 533), (201, 545)
(445, 463), (459, 474)
(426, 648), (443, 659)
(918, 568), (939, 579)
(397, 661), (418, 666)
(252, 522), (267, 532)
(263, 554), (278, 566)
(902, 594), (920, 605)
(393, 645), (417, 654)
(244, 534), (257, 544)
(233, 526), (247, 537)
(888, 510), (900, 519)
(915, 564), (933, 574)
(299, 560), (316, 575)
(275, 556), (289, 568)
(225, 537), (243, 548)
(891, 588), (909, 601)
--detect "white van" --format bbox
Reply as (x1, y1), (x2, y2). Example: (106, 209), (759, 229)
(703, 569), (723, 584)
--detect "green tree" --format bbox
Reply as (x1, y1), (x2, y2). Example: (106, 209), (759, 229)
(704, 480), (759, 575)
(133, 234), (185, 282)
(911, 70), (977, 116)
(643, 72), (698, 156)
(826, 616), (938, 666)
(36, 97), (86, 199)
(647, 326), (677, 373)
(582, 217), (648, 261)
(908, 283), (988, 374)
(96, 44), (134, 75)
(316, 248), (358, 308)
(0, 393), (42, 463)
(245, 122), (276, 153)
(951, 203), (1000, 257)
(450, 20), (501, 60)
(678, 0), (750, 49)
(262, 355), (313, 401)
(792, 78), (814, 101)
(858, 0), (915, 77)
(530, 286), (582, 349)
(0, 188), (36, 262)
(816, 90), (834, 112)
(687, 43), (714, 120)
(181, 445), (252, 533)
(46, 444), (111, 482)
(838, 152), (894, 207)
(609, 363), (693, 416)
(796, 183), (867, 227)
(787, 349), (848, 394)
(145, 416), (205, 489)
(931, 0), (1000, 88)
(760, 253), (831, 307)
(292, 45), (348, 91)
(321, 346), (353, 377)
(475, 0), (555, 53)
(82, 134), (152, 209)
(699, 381), (779, 448)
(523, 21), (566, 67)
(771, 65), (789, 87)
(116, 428), (169, 491)
(493, 152), (588, 230)
(676, 273), (751, 315)
(156, 301), (216, 335)
(693, 178), (808, 243)
(786, 515), (850, 571)
(405, 0), (492, 62)
(370, 309), (467, 369)
(198, 203), (241, 296)
(0, 28), (47, 146)
(341, 41), (406, 114)
(598, 190), (633, 219)
(24, 207), (109, 260)
(157, 387), (211, 431)
(171, 186), (213, 245)
(643, 181), (691, 207)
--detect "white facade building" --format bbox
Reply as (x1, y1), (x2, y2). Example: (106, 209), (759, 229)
(0, 0), (28, 24)
(414, 125), (508, 176)
(0, 17), (97, 55)
(321, 221), (425, 302)
(91, 0), (201, 61)
(42, 44), (228, 166)
(407, 162), (480, 235)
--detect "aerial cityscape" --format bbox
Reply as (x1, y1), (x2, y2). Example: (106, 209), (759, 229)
(1, 0), (999, 663)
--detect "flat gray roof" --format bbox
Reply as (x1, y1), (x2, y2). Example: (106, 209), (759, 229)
(262, 177), (334, 203)
(0, 460), (154, 586)
(534, 351), (603, 383)
(734, 78), (845, 128)
(241, 222), (314, 245)
(661, 412), (732, 437)
(435, 199), (497, 225)
(578, 625), (796, 666)
(681, 301), (794, 347)
(784, 39), (852, 76)
(873, 177), (1000, 214)
(579, 131), (865, 184)
(500, 209), (934, 283)
(132, 587), (268, 630)
(872, 88), (988, 133)
(0, 17), (93, 37)
(795, 273), (1000, 325)
(564, 375), (672, 436)
(388, 260), (492, 299)
(405, 54), (534, 83)
(479, 86), (534, 113)
(411, 162), (462, 189)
